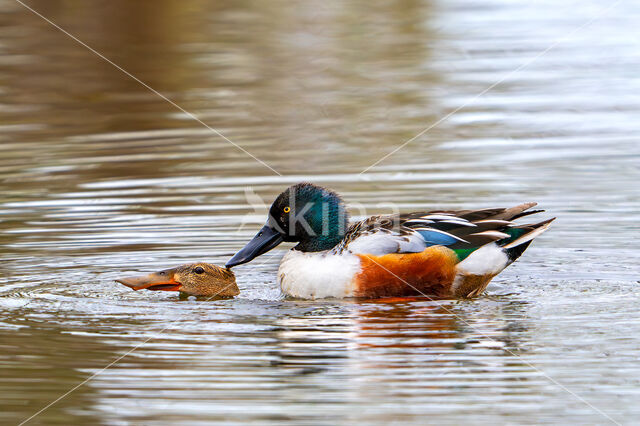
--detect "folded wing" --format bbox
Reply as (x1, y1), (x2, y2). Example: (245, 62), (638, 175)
(336, 203), (548, 258)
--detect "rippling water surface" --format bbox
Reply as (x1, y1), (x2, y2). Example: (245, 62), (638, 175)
(1, 0), (639, 424)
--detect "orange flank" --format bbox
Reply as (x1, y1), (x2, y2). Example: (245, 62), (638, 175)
(353, 246), (459, 298)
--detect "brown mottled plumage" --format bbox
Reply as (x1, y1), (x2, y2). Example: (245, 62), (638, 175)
(116, 262), (238, 297)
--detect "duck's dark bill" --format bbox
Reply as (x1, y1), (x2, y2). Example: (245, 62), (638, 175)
(116, 272), (182, 292)
(226, 225), (283, 268)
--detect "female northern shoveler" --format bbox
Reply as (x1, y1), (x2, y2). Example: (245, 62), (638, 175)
(226, 183), (554, 299)
(116, 263), (239, 297)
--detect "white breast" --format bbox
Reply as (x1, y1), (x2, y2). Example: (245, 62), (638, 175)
(278, 250), (361, 299)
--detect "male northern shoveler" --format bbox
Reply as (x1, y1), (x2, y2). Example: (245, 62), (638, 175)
(226, 183), (554, 299)
(116, 263), (239, 297)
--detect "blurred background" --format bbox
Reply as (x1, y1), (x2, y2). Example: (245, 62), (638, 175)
(1, 0), (639, 424)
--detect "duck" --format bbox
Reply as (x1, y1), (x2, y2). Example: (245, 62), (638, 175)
(226, 183), (554, 299)
(116, 262), (239, 297)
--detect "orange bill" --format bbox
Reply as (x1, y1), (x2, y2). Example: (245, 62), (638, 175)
(116, 271), (182, 292)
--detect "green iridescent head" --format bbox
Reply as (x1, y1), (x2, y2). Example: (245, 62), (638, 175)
(226, 183), (350, 267)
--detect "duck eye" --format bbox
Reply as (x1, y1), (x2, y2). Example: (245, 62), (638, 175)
(194, 266), (205, 274)
(283, 206), (291, 213)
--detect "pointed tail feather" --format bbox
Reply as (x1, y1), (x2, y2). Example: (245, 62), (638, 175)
(502, 218), (555, 262)
(491, 202), (537, 221)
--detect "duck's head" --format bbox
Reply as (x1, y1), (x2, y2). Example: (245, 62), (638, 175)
(226, 183), (349, 267)
(116, 263), (239, 297)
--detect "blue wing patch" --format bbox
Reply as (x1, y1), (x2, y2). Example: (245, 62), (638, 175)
(416, 229), (467, 247)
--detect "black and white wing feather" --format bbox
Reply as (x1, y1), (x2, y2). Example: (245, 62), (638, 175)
(333, 203), (542, 256)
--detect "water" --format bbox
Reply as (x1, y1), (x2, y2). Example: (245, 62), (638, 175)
(1, 0), (639, 424)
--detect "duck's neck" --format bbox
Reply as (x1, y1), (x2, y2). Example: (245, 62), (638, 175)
(295, 233), (344, 252)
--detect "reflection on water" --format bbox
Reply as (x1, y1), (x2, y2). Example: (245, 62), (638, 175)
(1, 0), (639, 424)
